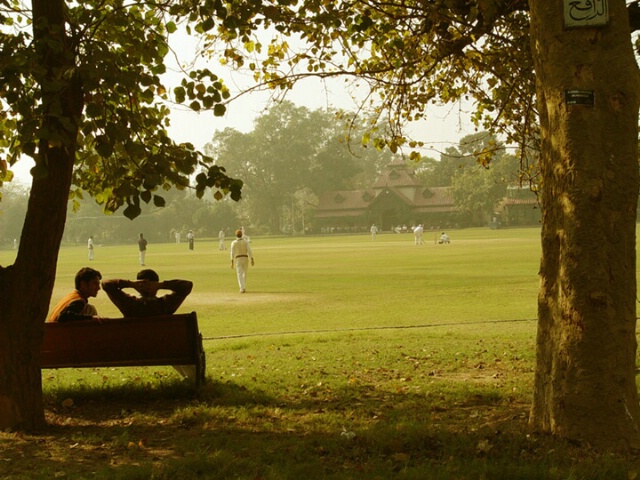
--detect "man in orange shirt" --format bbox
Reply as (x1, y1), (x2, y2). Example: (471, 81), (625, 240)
(47, 267), (102, 322)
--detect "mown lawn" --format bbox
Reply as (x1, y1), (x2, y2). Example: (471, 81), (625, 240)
(2, 227), (640, 479)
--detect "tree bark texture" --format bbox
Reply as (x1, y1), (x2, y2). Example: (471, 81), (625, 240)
(0, 0), (79, 431)
(529, 0), (640, 449)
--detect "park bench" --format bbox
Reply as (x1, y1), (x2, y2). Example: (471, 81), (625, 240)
(41, 311), (206, 387)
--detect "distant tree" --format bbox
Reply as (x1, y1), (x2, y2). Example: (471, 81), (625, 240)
(444, 133), (519, 225)
(412, 156), (439, 186)
(423, 149), (475, 188)
(0, 183), (29, 245)
(192, 201), (241, 237)
(205, 102), (389, 233)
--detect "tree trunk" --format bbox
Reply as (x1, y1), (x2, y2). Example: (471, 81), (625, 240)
(0, 0), (80, 431)
(529, 1), (640, 449)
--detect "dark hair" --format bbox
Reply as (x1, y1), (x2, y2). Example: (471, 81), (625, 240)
(75, 267), (102, 290)
(137, 269), (159, 282)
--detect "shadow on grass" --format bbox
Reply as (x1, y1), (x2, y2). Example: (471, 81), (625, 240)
(1, 378), (638, 479)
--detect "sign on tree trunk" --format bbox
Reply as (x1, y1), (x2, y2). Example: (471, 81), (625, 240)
(564, 0), (609, 27)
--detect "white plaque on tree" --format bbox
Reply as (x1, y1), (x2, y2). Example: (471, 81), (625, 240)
(564, 0), (609, 27)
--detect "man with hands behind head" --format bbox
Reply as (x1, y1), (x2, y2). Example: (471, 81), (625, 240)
(102, 269), (193, 317)
(102, 269), (194, 380)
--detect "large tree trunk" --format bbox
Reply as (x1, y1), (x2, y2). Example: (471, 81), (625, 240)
(0, 0), (79, 431)
(529, 1), (640, 449)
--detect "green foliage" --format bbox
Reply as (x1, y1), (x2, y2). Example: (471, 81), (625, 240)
(447, 133), (522, 224)
(0, 0), (242, 217)
(57, 186), (241, 244)
(0, 182), (28, 244)
(201, 0), (536, 163)
(203, 101), (390, 233)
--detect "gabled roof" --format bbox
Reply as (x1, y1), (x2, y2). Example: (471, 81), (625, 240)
(314, 189), (375, 218)
(315, 160), (458, 219)
(317, 189), (375, 209)
(409, 186), (455, 207)
(372, 161), (423, 190)
(316, 185), (456, 217)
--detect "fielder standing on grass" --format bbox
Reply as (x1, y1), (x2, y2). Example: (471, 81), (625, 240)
(230, 229), (254, 293)
(87, 236), (94, 260)
(138, 233), (147, 266)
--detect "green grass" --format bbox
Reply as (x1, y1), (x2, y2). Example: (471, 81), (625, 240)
(2, 227), (640, 479)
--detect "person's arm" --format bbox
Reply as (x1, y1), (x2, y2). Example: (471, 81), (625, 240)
(247, 243), (255, 266)
(230, 242), (235, 268)
(56, 300), (94, 322)
(157, 280), (193, 314)
(158, 279), (193, 297)
(101, 279), (139, 315)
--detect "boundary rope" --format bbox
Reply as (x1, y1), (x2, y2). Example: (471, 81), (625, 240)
(202, 317), (537, 341)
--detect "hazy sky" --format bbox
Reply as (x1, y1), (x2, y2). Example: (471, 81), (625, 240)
(11, 30), (475, 183)
(162, 28), (475, 154)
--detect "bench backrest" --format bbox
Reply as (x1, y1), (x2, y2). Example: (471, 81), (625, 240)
(41, 312), (202, 370)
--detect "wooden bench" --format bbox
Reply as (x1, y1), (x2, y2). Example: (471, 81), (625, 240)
(41, 311), (206, 387)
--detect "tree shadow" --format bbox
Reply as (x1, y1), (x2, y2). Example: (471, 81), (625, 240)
(1, 378), (632, 479)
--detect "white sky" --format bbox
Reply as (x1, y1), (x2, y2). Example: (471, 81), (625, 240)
(11, 30), (476, 183)
(166, 75), (475, 149)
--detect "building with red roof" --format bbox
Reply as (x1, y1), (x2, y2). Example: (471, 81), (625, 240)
(314, 160), (458, 231)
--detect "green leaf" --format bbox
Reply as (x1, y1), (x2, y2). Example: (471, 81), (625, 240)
(201, 17), (215, 32)
(166, 21), (177, 34)
(214, 104), (226, 116)
(153, 195), (166, 207)
(174, 86), (186, 103)
(95, 138), (114, 158)
(123, 203), (142, 220)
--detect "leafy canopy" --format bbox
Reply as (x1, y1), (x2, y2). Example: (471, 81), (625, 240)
(199, 0), (535, 164)
(0, 0), (242, 218)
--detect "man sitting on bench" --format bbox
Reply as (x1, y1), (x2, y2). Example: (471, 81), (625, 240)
(47, 267), (102, 323)
(102, 269), (195, 379)
(101, 269), (193, 317)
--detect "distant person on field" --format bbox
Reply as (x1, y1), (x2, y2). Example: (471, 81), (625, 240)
(413, 224), (424, 245)
(187, 230), (194, 250)
(218, 228), (226, 250)
(175, 231), (181, 244)
(138, 233), (147, 266)
(231, 229), (254, 293)
(13, 238), (17, 250)
(438, 232), (450, 244)
(88, 236), (95, 261)
(102, 269), (193, 317)
(47, 267), (102, 322)
(370, 224), (378, 241)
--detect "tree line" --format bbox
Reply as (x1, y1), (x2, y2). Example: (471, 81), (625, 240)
(1, 103), (524, 246)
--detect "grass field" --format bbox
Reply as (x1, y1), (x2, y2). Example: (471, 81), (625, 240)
(2, 227), (640, 479)
(45, 227), (541, 336)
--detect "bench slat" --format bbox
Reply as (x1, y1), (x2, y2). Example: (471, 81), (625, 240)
(41, 312), (205, 386)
